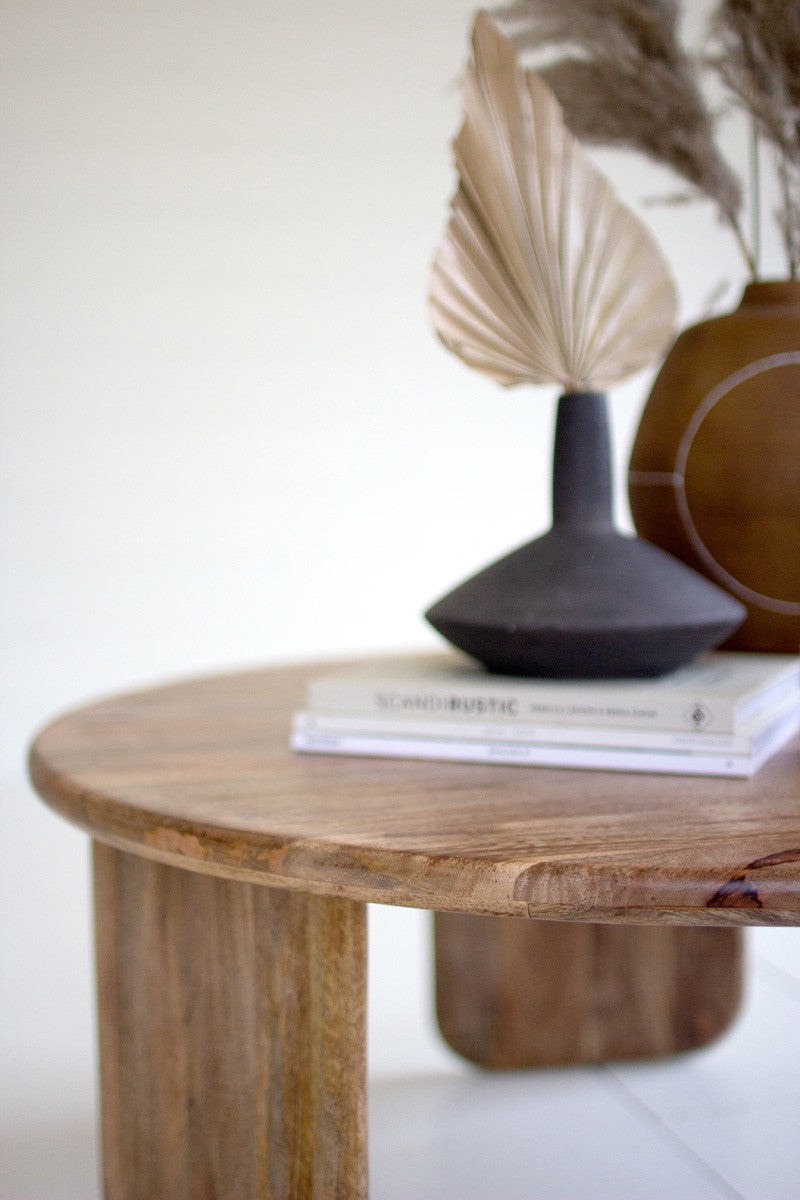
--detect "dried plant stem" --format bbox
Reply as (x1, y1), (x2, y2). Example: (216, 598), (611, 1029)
(750, 120), (761, 278)
(727, 209), (757, 278)
(712, 0), (800, 278)
(775, 156), (800, 277)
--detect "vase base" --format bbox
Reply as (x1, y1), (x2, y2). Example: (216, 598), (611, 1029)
(425, 529), (745, 679)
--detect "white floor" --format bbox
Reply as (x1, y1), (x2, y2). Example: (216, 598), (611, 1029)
(2, 924), (798, 1200)
(370, 929), (800, 1200)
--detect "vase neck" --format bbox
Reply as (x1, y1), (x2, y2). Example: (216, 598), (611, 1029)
(738, 280), (800, 311)
(551, 391), (613, 531)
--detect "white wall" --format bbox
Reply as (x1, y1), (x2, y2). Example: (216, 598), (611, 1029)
(2, 0), (794, 1191)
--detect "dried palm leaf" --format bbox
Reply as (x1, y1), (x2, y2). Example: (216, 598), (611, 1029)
(429, 12), (678, 392)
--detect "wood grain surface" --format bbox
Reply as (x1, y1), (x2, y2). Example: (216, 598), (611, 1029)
(29, 656), (800, 925)
(94, 842), (367, 1200)
(434, 913), (743, 1067)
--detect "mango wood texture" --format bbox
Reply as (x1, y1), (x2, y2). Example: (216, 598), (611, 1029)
(94, 841), (367, 1200)
(434, 913), (743, 1067)
(29, 657), (800, 925)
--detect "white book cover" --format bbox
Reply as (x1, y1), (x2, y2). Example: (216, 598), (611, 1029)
(306, 651), (800, 734)
(292, 694), (800, 757)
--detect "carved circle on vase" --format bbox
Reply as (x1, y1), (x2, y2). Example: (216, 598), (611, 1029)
(628, 281), (800, 653)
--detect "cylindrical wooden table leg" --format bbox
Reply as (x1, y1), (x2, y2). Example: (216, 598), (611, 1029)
(434, 912), (744, 1068)
(93, 842), (368, 1200)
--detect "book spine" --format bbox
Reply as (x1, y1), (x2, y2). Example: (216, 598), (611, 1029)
(306, 681), (739, 732)
(737, 673), (799, 724)
(750, 707), (800, 763)
(292, 710), (785, 753)
(290, 730), (755, 777)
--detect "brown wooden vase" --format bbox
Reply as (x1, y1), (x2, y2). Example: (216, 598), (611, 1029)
(628, 280), (800, 653)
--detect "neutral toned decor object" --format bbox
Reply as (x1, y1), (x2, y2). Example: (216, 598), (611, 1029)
(428, 14), (677, 391)
(424, 13), (743, 677)
(29, 657), (800, 1198)
(496, 3), (800, 651)
(497, 0), (800, 280)
(629, 280), (800, 653)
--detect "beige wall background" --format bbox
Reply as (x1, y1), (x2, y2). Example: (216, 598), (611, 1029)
(2, 1), (795, 1194)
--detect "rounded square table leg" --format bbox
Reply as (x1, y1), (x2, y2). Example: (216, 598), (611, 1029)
(434, 912), (744, 1068)
(93, 842), (367, 1199)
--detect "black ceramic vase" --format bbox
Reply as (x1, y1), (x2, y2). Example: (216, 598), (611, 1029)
(425, 391), (745, 678)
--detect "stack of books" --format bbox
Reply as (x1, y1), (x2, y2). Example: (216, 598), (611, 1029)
(291, 651), (800, 777)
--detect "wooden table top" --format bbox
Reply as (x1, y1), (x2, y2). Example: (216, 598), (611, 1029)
(29, 656), (800, 926)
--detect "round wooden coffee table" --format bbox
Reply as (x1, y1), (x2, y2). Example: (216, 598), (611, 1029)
(29, 657), (800, 1200)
